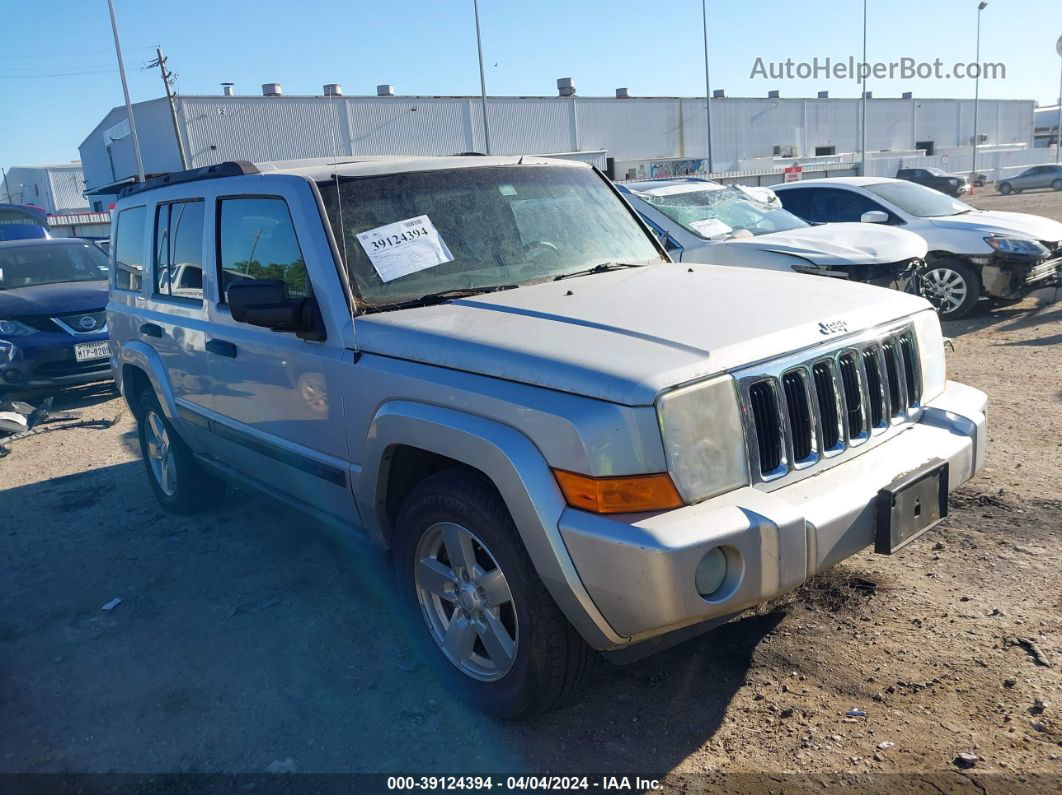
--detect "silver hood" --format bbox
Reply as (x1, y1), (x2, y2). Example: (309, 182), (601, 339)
(355, 264), (930, 406)
(929, 210), (1062, 242)
(720, 222), (927, 266)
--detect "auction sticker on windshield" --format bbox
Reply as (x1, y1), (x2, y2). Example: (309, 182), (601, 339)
(356, 215), (454, 283)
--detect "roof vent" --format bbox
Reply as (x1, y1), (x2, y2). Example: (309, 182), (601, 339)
(262, 82), (282, 97)
(377, 84), (395, 97)
(557, 77), (576, 97)
(817, 90), (829, 98)
(221, 82), (235, 97)
(324, 83), (343, 97)
(712, 89), (725, 98)
(863, 90), (873, 99)
(615, 87), (630, 99)
(767, 90), (780, 99)
(902, 91), (913, 99)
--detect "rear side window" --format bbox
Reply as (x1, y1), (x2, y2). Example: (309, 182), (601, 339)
(113, 206), (146, 292)
(154, 200), (205, 303)
(217, 197), (307, 302)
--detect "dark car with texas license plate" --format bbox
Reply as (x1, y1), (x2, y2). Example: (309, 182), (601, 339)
(0, 239), (111, 393)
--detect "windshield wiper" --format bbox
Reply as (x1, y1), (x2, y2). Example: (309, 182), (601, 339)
(552, 261), (650, 281)
(362, 284), (519, 313)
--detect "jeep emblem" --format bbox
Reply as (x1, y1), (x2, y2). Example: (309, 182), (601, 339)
(818, 320), (848, 336)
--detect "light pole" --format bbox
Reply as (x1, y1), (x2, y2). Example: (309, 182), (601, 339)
(970, 1), (988, 189)
(701, 0), (714, 175)
(106, 0), (145, 183)
(1055, 34), (1062, 164)
(860, 0), (868, 175)
(472, 0), (492, 155)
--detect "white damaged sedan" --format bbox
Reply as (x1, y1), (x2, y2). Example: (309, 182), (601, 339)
(617, 178), (927, 290)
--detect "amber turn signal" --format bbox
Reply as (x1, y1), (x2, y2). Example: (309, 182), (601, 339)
(552, 469), (684, 514)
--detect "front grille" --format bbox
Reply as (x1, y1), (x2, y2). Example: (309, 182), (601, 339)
(812, 361), (841, 450)
(740, 323), (922, 484)
(838, 353), (864, 438)
(782, 371), (813, 461)
(862, 346), (885, 427)
(17, 315), (61, 333)
(748, 381), (782, 473)
(36, 359), (110, 377)
(53, 309), (106, 335)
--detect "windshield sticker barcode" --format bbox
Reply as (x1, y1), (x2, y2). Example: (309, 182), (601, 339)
(356, 215), (454, 283)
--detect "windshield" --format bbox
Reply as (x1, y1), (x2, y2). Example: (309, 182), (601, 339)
(632, 184), (808, 239)
(318, 165), (664, 308)
(925, 167), (948, 176)
(863, 181), (973, 217)
(0, 242), (109, 290)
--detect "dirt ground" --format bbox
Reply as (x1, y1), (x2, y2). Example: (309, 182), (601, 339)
(1, 190), (1060, 788)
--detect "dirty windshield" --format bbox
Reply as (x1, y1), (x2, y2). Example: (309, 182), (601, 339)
(634, 183), (808, 240)
(319, 164), (664, 308)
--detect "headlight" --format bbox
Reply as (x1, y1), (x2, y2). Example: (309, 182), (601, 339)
(656, 375), (749, 504)
(983, 235), (1049, 257)
(912, 310), (946, 403)
(0, 318), (36, 337)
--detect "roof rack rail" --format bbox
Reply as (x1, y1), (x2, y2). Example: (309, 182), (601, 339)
(118, 161), (260, 199)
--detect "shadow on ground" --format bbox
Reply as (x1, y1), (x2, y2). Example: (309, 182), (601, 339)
(0, 460), (792, 775)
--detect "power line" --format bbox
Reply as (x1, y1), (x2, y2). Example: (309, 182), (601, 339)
(0, 69), (120, 79)
(0, 46), (157, 58)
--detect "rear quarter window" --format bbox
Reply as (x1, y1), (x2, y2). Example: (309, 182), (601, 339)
(113, 205), (147, 292)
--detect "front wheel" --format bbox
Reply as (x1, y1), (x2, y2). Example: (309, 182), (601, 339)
(393, 468), (596, 717)
(997, 182), (1013, 195)
(135, 389), (224, 513)
(920, 260), (981, 320)
(1052, 179), (1062, 191)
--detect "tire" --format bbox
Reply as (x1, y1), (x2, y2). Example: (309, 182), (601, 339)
(134, 389), (224, 513)
(393, 467), (597, 718)
(997, 182), (1013, 195)
(1052, 179), (1062, 192)
(920, 260), (981, 320)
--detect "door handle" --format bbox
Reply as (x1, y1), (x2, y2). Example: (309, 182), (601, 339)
(139, 322), (163, 338)
(205, 339), (238, 359)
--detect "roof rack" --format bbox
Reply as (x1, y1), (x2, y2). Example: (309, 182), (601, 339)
(118, 161), (260, 199)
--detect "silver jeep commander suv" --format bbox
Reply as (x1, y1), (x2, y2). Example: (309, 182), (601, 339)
(107, 156), (987, 717)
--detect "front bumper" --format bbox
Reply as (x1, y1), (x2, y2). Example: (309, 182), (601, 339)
(0, 331), (112, 391)
(980, 251), (1062, 299)
(559, 380), (986, 648)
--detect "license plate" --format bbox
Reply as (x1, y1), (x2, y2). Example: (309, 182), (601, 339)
(74, 341), (110, 362)
(875, 460), (949, 554)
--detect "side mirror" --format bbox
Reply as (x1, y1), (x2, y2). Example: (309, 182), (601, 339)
(227, 279), (325, 341)
(860, 210), (889, 224)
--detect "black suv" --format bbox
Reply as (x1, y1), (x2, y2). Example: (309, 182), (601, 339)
(896, 168), (967, 197)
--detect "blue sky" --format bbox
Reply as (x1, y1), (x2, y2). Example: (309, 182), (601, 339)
(1, 0), (1060, 174)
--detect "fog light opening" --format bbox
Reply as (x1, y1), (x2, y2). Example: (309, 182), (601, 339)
(695, 547), (728, 598)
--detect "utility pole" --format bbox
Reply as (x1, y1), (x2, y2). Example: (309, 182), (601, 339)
(472, 0), (492, 154)
(107, 0), (145, 182)
(971, 2), (988, 192)
(701, 0), (714, 175)
(151, 47), (190, 171)
(860, 0), (868, 176)
(1, 168), (11, 204)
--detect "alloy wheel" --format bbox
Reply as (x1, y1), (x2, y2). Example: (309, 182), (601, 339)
(144, 410), (177, 497)
(414, 522), (518, 681)
(921, 267), (968, 316)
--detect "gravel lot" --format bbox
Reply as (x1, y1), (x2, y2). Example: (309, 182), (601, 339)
(1, 190), (1060, 784)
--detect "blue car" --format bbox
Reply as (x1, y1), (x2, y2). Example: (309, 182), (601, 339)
(0, 203), (50, 241)
(0, 238), (111, 394)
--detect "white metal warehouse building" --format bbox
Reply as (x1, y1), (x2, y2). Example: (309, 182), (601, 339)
(1, 162), (91, 214)
(78, 89), (1038, 195)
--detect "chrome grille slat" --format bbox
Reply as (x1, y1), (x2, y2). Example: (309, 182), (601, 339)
(737, 321), (922, 486)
